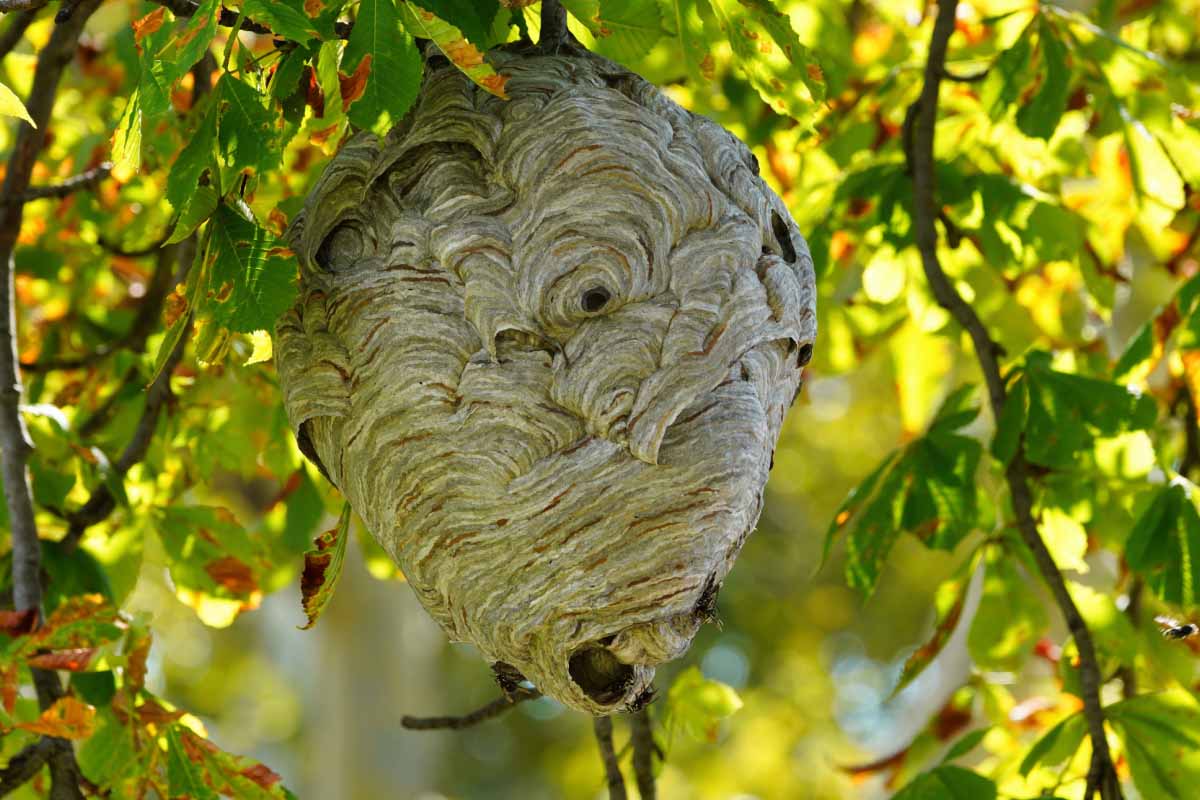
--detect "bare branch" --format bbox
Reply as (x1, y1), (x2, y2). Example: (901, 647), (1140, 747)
(630, 709), (657, 800)
(538, 0), (575, 54)
(593, 716), (627, 800)
(401, 687), (540, 730)
(906, 3), (1122, 799)
(0, 0), (48, 13)
(0, 1), (103, 796)
(150, 0), (352, 39)
(0, 7), (38, 60)
(17, 162), (111, 203)
(0, 738), (54, 797)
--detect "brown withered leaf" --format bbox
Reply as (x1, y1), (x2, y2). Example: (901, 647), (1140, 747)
(0, 608), (37, 636)
(204, 556), (259, 596)
(339, 54), (373, 107)
(17, 696), (97, 740)
(132, 8), (167, 47)
(135, 696), (185, 726)
(240, 763), (283, 790)
(299, 504), (352, 630)
(27, 647), (97, 672)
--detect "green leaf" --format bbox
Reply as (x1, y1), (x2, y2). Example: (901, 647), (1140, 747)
(891, 765), (996, 800)
(666, 665), (743, 743)
(893, 566), (973, 696)
(942, 727), (990, 764)
(667, 0), (710, 85)
(158, 505), (268, 606)
(1126, 484), (1200, 607)
(160, 0), (221, 82)
(110, 90), (143, 182)
(411, 0), (501, 49)
(562, 0), (664, 63)
(991, 373), (1027, 465)
(243, 0), (322, 42)
(344, 0), (423, 133)
(166, 726), (220, 800)
(1019, 711), (1086, 776)
(299, 503), (351, 629)
(0, 80), (34, 127)
(1122, 106), (1187, 214)
(1108, 690), (1200, 800)
(216, 74), (279, 177)
(78, 708), (138, 789)
(967, 553), (1047, 671)
(1015, 17), (1071, 140)
(825, 389), (982, 595)
(708, 0), (825, 126)
(206, 204), (298, 334)
(1021, 351), (1157, 470)
(166, 100), (220, 225)
(399, 1), (508, 97)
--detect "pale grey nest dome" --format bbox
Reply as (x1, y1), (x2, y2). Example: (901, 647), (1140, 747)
(275, 45), (817, 714)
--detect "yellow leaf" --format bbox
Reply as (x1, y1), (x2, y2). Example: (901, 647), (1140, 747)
(244, 330), (274, 365)
(0, 81), (34, 127)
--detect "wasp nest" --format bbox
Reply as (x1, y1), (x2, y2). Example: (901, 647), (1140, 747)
(276, 47), (817, 714)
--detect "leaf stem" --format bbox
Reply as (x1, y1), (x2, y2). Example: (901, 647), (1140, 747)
(906, 3), (1122, 799)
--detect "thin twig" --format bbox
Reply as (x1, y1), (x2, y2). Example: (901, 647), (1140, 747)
(0, 738), (54, 797)
(593, 716), (627, 800)
(0, 2), (103, 796)
(0, 7), (38, 60)
(630, 709), (657, 800)
(906, 3), (1122, 799)
(151, 0), (352, 39)
(0, 0), (48, 12)
(400, 688), (540, 730)
(16, 162), (111, 203)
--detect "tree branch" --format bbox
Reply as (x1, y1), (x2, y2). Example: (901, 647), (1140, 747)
(0, 2), (103, 796)
(906, 3), (1122, 799)
(0, 738), (54, 797)
(0, 0), (48, 13)
(630, 709), (657, 800)
(0, 7), (38, 60)
(538, 0), (574, 54)
(16, 162), (111, 203)
(593, 716), (627, 800)
(151, 0), (352, 40)
(400, 687), (540, 730)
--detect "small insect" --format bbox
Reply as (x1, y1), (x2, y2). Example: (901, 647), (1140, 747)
(1154, 615), (1199, 640)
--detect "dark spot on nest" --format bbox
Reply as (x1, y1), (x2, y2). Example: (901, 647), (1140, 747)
(491, 661), (527, 697)
(581, 286), (612, 314)
(796, 342), (814, 367)
(569, 646), (634, 705)
(770, 210), (797, 264)
(695, 574), (721, 625)
(628, 685), (658, 711)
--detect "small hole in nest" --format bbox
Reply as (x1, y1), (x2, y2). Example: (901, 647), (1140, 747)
(797, 342), (814, 367)
(770, 210), (797, 264)
(581, 286), (612, 314)
(569, 646), (633, 705)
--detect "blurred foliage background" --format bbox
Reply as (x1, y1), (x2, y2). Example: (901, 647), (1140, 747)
(1, 0), (1199, 798)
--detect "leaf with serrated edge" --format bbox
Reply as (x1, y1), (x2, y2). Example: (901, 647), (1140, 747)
(299, 503), (352, 629)
(399, 2), (508, 97)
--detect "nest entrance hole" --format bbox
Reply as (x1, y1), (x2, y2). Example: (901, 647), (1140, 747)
(569, 645), (634, 706)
